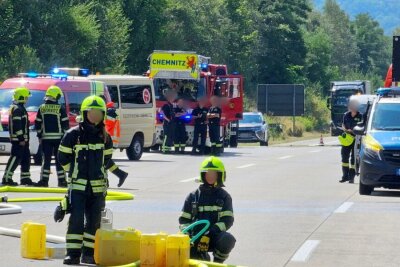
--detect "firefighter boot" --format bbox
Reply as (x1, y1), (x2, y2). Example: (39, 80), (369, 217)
(20, 178), (35, 186)
(63, 255), (80, 265)
(1, 179), (18, 186)
(34, 179), (49, 187)
(339, 167), (350, 183)
(348, 168), (356, 184)
(81, 255), (96, 265)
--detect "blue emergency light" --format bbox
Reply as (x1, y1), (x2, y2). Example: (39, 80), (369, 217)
(377, 87), (400, 97)
(200, 63), (208, 71)
(26, 72), (38, 78)
(183, 114), (192, 123)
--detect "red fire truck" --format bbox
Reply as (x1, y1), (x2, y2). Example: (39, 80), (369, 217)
(149, 51), (244, 151)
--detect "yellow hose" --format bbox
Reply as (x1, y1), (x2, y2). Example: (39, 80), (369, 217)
(111, 259), (243, 267)
(0, 186), (134, 202)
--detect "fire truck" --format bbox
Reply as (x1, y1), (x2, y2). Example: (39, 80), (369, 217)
(149, 50), (244, 151)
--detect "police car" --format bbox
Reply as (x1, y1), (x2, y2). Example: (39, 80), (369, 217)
(0, 69), (110, 164)
(354, 88), (400, 195)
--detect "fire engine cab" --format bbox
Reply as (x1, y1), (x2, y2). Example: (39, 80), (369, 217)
(149, 50), (244, 151)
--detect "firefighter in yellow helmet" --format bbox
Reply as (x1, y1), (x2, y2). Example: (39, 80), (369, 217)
(35, 86), (69, 187)
(2, 87), (34, 186)
(179, 157), (236, 263)
(58, 95), (113, 265)
(339, 98), (363, 183)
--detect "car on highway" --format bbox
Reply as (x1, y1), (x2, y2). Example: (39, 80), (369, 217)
(355, 96), (400, 195)
(237, 112), (268, 146)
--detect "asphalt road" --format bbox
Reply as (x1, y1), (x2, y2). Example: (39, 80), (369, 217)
(1, 137), (400, 267)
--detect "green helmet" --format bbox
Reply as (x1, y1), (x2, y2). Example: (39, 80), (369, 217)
(200, 156), (226, 187)
(80, 95), (106, 113)
(13, 87), (31, 103)
(338, 133), (355, 146)
(46, 85), (63, 100)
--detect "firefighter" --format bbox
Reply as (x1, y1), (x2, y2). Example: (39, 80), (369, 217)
(179, 156), (236, 263)
(191, 97), (208, 155)
(161, 90), (177, 154)
(339, 98), (362, 183)
(35, 86), (69, 187)
(174, 98), (187, 154)
(102, 97), (127, 187)
(58, 95), (113, 265)
(207, 96), (222, 156)
(1, 87), (34, 186)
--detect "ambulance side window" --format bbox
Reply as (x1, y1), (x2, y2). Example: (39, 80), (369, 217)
(120, 85), (153, 109)
(108, 85), (119, 108)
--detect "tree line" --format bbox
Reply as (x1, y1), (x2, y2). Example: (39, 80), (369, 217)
(0, 0), (395, 97)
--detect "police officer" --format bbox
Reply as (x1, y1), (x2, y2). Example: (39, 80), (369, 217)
(35, 86), (69, 187)
(161, 90), (177, 154)
(207, 96), (222, 156)
(191, 97), (208, 155)
(179, 156), (236, 263)
(174, 98), (187, 154)
(339, 98), (362, 183)
(2, 87), (34, 186)
(58, 95), (113, 265)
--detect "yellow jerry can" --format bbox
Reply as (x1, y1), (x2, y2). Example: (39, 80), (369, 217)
(166, 234), (190, 267)
(94, 228), (141, 266)
(140, 232), (168, 267)
(21, 221), (46, 259)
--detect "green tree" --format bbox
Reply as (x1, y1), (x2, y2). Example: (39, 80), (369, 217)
(256, 0), (311, 84)
(0, 0), (24, 58)
(352, 13), (390, 75)
(321, 0), (359, 74)
(4, 45), (43, 75)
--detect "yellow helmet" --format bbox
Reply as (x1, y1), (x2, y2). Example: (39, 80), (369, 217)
(81, 95), (106, 113)
(200, 156), (226, 187)
(338, 133), (355, 146)
(13, 87), (31, 103)
(46, 86), (63, 100)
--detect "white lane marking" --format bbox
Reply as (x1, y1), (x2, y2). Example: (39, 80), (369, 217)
(14, 167), (41, 174)
(309, 150), (321, 153)
(236, 163), (256, 169)
(291, 240), (320, 262)
(334, 202), (354, 213)
(180, 177), (198, 183)
(278, 155), (293, 160)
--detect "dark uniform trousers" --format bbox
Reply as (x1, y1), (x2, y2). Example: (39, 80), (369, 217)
(341, 141), (356, 180)
(174, 121), (186, 151)
(209, 124), (221, 154)
(3, 142), (30, 181)
(192, 124), (207, 154)
(190, 231), (236, 262)
(162, 121), (176, 152)
(66, 189), (105, 257)
(41, 140), (65, 181)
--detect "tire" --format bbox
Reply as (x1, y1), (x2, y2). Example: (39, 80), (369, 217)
(126, 135), (144, 161)
(229, 135), (238, 148)
(359, 180), (373, 195)
(151, 144), (160, 151)
(260, 140), (268, 146)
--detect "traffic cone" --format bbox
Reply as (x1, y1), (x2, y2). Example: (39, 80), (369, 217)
(319, 135), (324, 146)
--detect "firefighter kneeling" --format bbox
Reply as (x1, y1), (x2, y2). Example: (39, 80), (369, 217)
(179, 157), (236, 263)
(57, 95), (113, 265)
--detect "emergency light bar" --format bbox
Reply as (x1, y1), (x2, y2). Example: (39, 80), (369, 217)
(376, 87), (400, 98)
(18, 72), (68, 81)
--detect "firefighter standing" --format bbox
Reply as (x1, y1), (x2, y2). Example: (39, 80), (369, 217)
(58, 96), (113, 265)
(103, 98), (127, 187)
(208, 96), (222, 156)
(174, 98), (187, 154)
(339, 99), (362, 183)
(161, 90), (177, 154)
(2, 87), (34, 186)
(179, 156), (236, 263)
(192, 98), (208, 155)
(35, 86), (69, 187)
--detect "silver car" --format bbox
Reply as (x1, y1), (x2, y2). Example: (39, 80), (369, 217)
(238, 112), (268, 146)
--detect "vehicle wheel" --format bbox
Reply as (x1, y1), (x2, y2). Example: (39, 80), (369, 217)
(229, 135), (238, 148)
(33, 149), (42, 166)
(126, 135), (144, 161)
(359, 180), (373, 195)
(260, 140), (268, 146)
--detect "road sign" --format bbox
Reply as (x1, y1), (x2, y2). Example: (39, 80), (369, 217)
(257, 84), (305, 116)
